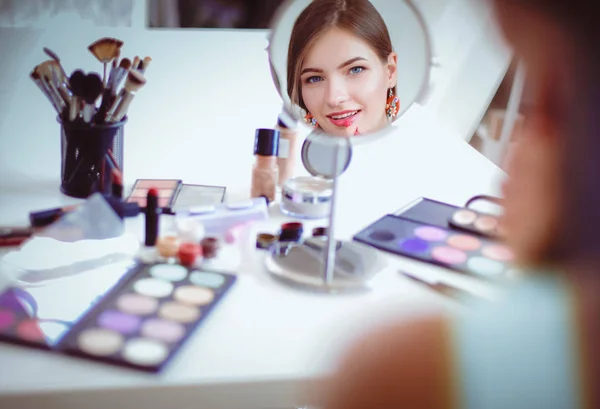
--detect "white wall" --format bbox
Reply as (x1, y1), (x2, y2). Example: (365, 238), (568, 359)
(0, 0), (511, 190)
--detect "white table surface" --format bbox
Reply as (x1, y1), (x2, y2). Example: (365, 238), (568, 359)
(0, 28), (507, 409)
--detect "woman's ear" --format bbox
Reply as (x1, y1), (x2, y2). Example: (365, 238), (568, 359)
(387, 52), (398, 88)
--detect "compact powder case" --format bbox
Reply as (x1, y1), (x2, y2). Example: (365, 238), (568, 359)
(279, 136), (351, 220)
(280, 176), (332, 219)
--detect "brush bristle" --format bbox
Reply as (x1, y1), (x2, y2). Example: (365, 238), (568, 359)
(88, 37), (124, 63)
(119, 58), (132, 70)
(124, 70), (146, 92)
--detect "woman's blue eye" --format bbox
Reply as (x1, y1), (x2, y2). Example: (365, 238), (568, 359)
(349, 66), (364, 75)
(306, 76), (323, 84)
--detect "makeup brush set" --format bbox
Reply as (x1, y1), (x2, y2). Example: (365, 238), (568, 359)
(29, 37), (152, 198)
(31, 37), (150, 125)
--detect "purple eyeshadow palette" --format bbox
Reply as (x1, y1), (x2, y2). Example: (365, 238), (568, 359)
(0, 262), (236, 373)
(353, 215), (514, 281)
(59, 263), (236, 372)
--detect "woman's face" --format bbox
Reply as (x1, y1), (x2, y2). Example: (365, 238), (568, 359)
(299, 28), (397, 137)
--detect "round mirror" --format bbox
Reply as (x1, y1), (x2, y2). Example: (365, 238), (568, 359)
(268, 0), (433, 139)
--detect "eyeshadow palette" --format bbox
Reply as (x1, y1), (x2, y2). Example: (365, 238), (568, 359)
(126, 179), (226, 214)
(448, 208), (504, 240)
(59, 263), (236, 372)
(393, 197), (461, 227)
(353, 215), (514, 281)
(0, 288), (52, 350)
(0, 259), (141, 351)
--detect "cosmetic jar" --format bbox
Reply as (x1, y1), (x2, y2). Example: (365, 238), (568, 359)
(280, 176), (332, 219)
(278, 222), (304, 242)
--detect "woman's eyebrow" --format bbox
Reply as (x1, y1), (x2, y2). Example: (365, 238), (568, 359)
(300, 56), (367, 76)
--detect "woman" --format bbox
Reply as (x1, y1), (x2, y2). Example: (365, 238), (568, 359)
(286, 0), (399, 137)
(319, 0), (600, 407)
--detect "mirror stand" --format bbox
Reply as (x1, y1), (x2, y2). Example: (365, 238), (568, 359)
(264, 142), (386, 294)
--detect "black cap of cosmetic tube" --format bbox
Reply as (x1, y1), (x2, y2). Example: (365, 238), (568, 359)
(277, 117), (288, 129)
(254, 128), (279, 156)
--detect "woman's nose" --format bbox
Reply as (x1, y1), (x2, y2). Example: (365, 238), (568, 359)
(325, 78), (349, 107)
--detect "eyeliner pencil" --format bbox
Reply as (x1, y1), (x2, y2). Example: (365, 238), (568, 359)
(400, 271), (483, 303)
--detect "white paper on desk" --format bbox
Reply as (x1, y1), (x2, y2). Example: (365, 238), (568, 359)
(0, 233), (140, 284)
(0, 234), (141, 345)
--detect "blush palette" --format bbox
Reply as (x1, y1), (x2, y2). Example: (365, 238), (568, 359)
(353, 215), (514, 280)
(126, 179), (226, 214)
(59, 263), (236, 372)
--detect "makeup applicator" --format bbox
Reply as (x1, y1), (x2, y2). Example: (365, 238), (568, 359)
(111, 57), (132, 93)
(38, 60), (72, 110)
(87, 37), (124, 88)
(106, 70), (146, 123)
(34, 62), (67, 115)
(68, 69), (86, 121)
(30, 70), (63, 115)
(81, 73), (103, 123)
(43, 47), (69, 83)
(138, 56), (152, 74)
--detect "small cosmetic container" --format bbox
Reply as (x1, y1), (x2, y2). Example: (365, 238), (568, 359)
(280, 176), (332, 219)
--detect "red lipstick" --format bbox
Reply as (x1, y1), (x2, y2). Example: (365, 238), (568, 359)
(327, 110), (360, 128)
(144, 187), (159, 246)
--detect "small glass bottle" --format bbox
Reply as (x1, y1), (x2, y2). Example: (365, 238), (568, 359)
(275, 115), (298, 187)
(251, 128), (279, 203)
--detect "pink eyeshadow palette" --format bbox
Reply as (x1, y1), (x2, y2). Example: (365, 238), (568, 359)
(126, 179), (226, 214)
(59, 263), (236, 372)
(353, 215), (514, 281)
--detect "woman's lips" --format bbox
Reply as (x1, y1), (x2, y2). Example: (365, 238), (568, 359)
(327, 110), (360, 127)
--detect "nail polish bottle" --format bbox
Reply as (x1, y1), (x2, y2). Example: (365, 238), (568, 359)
(251, 128), (279, 203)
(275, 114), (298, 187)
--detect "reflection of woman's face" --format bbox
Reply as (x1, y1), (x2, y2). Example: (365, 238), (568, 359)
(300, 28), (396, 137)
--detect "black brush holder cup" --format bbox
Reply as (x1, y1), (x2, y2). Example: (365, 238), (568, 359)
(58, 117), (126, 198)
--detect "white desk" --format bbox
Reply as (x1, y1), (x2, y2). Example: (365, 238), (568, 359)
(0, 28), (506, 409)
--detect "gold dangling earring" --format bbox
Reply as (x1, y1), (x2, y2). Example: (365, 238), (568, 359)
(304, 112), (318, 127)
(385, 88), (400, 121)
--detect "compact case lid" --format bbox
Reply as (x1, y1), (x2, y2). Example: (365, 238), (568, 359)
(254, 128), (280, 156)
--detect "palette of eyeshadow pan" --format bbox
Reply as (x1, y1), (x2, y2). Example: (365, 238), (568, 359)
(0, 262), (236, 373)
(126, 179), (227, 214)
(354, 197), (512, 280)
(353, 215), (514, 280)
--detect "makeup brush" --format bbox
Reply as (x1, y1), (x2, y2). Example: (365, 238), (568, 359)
(111, 57), (131, 93)
(400, 271), (483, 304)
(81, 73), (103, 123)
(106, 70), (146, 123)
(30, 70), (63, 115)
(132, 56), (141, 71)
(68, 70), (86, 121)
(138, 56), (152, 74)
(87, 37), (124, 88)
(38, 60), (72, 109)
(34, 62), (67, 115)
(106, 49), (120, 92)
(43, 47), (69, 81)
